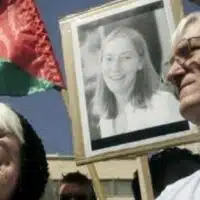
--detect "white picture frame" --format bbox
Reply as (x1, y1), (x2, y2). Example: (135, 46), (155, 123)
(59, 0), (199, 165)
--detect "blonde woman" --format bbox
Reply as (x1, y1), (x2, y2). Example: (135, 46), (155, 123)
(0, 102), (50, 200)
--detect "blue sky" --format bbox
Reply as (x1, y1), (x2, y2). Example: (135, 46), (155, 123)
(0, 0), (198, 155)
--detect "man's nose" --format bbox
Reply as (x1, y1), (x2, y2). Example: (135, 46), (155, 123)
(166, 62), (186, 85)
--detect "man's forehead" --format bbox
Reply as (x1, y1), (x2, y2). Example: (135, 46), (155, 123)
(172, 21), (200, 49)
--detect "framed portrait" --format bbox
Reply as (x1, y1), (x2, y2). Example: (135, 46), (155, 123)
(59, 0), (200, 164)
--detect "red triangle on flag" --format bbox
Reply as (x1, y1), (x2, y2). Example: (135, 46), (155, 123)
(0, 0), (64, 88)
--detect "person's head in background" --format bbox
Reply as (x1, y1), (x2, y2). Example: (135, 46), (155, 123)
(167, 12), (200, 125)
(59, 171), (96, 200)
(92, 25), (161, 119)
(131, 147), (200, 200)
(0, 102), (49, 200)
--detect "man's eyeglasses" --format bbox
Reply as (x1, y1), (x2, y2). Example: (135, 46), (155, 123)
(167, 36), (200, 66)
(60, 194), (88, 200)
(162, 36), (200, 84)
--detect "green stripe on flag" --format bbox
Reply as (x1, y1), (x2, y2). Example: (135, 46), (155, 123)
(0, 59), (54, 96)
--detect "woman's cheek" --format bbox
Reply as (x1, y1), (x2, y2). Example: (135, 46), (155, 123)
(0, 163), (20, 200)
(101, 65), (109, 77)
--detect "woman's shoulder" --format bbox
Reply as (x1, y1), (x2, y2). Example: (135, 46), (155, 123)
(152, 90), (179, 106)
(151, 90), (184, 121)
(153, 90), (176, 99)
(99, 117), (116, 138)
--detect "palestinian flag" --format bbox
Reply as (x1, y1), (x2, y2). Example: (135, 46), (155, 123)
(0, 0), (64, 96)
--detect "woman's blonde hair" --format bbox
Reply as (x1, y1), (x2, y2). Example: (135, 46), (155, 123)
(0, 102), (24, 143)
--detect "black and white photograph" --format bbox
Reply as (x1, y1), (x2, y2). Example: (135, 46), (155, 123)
(61, 0), (192, 157)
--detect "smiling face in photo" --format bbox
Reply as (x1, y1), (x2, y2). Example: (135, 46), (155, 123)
(167, 21), (200, 124)
(101, 36), (141, 95)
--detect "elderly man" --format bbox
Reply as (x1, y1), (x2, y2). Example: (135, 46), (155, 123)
(156, 12), (200, 200)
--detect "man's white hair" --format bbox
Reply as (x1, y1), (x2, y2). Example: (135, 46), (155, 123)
(0, 103), (24, 143)
(172, 12), (200, 46)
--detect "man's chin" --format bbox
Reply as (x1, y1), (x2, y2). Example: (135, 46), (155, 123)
(180, 103), (200, 125)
